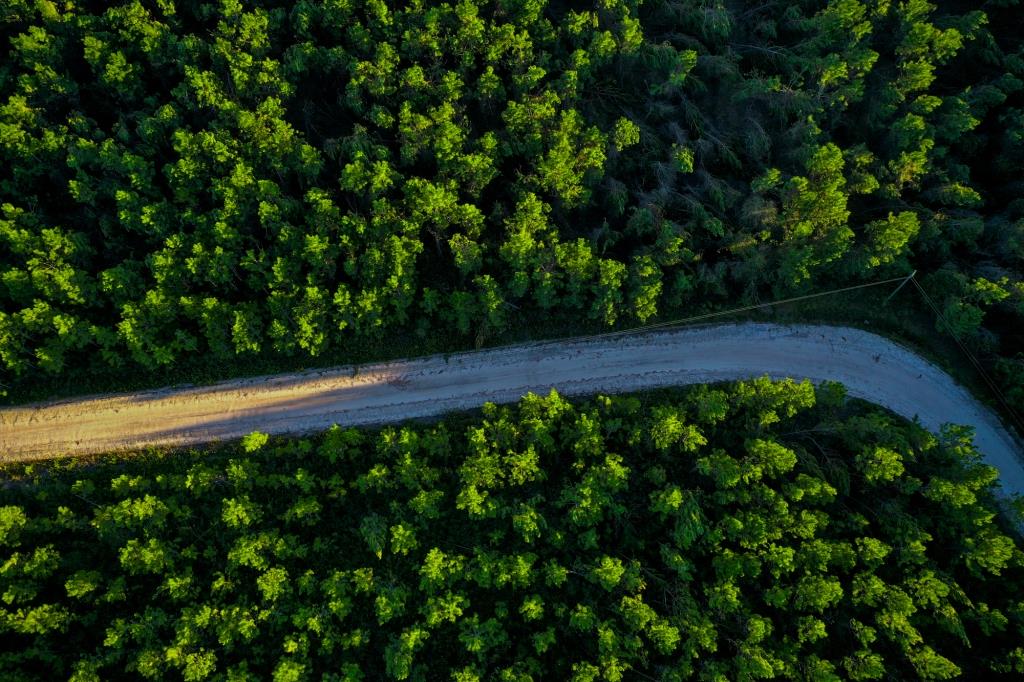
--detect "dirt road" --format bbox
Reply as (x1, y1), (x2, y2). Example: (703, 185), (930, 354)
(1, 323), (1021, 495)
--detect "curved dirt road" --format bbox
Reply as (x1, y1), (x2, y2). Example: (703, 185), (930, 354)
(1, 323), (1022, 494)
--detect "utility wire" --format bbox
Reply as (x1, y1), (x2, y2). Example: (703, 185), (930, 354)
(549, 275), (912, 344)
(908, 276), (1024, 437)
(455, 275), (908, 358)
(450, 276), (919, 361)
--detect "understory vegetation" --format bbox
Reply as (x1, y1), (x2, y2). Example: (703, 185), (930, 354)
(1, 380), (1023, 681)
(1, 0), (1023, 402)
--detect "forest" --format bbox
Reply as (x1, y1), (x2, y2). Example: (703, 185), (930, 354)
(0, 0), (1023, 403)
(1, 380), (1023, 680)
(4, 3), (1024, 680)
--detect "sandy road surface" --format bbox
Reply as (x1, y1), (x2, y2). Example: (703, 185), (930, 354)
(1, 323), (1022, 495)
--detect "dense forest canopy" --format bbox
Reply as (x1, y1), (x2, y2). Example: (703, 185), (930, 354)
(1, 381), (1022, 680)
(4, 3), (1024, 680)
(0, 0), (1023, 401)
